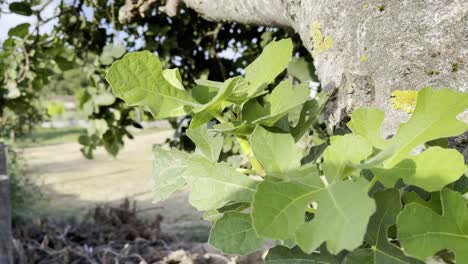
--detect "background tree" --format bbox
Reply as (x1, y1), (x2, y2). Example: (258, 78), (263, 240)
(0, 0), (315, 157)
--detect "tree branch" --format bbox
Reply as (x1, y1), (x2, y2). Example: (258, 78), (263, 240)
(117, 0), (468, 136)
(118, 0), (158, 24)
(118, 0), (290, 27)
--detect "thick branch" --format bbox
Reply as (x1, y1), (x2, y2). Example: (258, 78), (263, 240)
(119, 0), (290, 26)
(118, 0), (468, 136)
(182, 0), (290, 27)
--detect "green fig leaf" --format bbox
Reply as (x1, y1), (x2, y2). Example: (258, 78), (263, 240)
(209, 212), (265, 255)
(295, 179), (376, 254)
(250, 126), (302, 179)
(344, 189), (423, 264)
(265, 245), (339, 264)
(153, 147), (190, 203)
(107, 51), (197, 119)
(347, 108), (389, 150)
(373, 147), (465, 191)
(323, 135), (373, 182)
(397, 188), (468, 262)
(186, 124), (223, 163)
(186, 156), (257, 211)
(245, 38), (293, 95)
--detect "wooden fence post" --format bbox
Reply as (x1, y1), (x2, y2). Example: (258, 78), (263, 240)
(0, 144), (12, 264)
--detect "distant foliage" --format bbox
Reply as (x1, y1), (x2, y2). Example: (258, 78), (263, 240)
(46, 101), (65, 117)
(7, 147), (41, 223)
(1, 0), (313, 157)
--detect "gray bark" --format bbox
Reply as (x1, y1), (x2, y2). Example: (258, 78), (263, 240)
(183, 0), (290, 27)
(121, 0), (468, 135)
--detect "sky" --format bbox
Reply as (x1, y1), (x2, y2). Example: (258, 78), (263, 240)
(1, 0), (149, 49)
(0, 0), (255, 64)
(0, 0), (61, 42)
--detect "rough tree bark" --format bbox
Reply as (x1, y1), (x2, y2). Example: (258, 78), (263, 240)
(121, 0), (468, 135)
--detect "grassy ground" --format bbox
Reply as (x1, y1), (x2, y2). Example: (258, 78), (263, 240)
(22, 129), (209, 241)
(16, 126), (168, 148)
(16, 127), (86, 148)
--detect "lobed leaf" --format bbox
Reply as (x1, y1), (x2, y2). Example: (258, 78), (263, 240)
(265, 245), (339, 264)
(397, 188), (468, 262)
(250, 81), (310, 126)
(253, 166), (375, 255)
(106, 51), (197, 119)
(251, 165), (322, 240)
(209, 212), (265, 255)
(381, 88), (468, 167)
(245, 38), (293, 95)
(129, 38), (468, 261)
(153, 147), (190, 202)
(372, 147), (465, 191)
(203, 202), (250, 223)
(189, 112), (213, 129)
(347, 108), (388, 150)
(186, 124), (223, 163)
(348, 89), (468, 193)
(213, 122), (255, 136)
(250, 126), (302, 179)
(344, 189), (423, 264)
(323, 134), (373, 182)
(295, 179), (375, 254)
(287, 57), (316, 82)
(154, 147), (256, 209)
(191, 83), (218, 104)
(162, 68), (184, 90)
(185, 155), (257, 211)
(192, 77), (240, 113)
(402, 191), (442, 214)
(290, 100), (321, 142)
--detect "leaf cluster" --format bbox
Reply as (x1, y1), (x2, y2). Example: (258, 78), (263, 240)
(107, 38), (468, 263)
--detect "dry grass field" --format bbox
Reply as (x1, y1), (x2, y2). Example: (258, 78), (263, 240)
(23, 129), (209, 239)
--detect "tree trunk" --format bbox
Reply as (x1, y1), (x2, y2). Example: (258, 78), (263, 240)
(121, 0), (468, 135)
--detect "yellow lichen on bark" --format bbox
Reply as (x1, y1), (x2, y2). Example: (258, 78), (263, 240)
(391, 90), (418, 113)
(310, 21), (333, 55)
(360, 55), (368, 62)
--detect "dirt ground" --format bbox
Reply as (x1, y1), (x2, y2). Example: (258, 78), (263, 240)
(23, 130), (209, 240)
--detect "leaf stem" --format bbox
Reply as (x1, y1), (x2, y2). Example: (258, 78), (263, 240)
(319, 175), (329, 186)
(236, 136), (266, 177)
(209, 110), (228, 124)
(368, 176), (378, 192)
(208, 110), (266, 177)
(209, 111), (266, 177)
